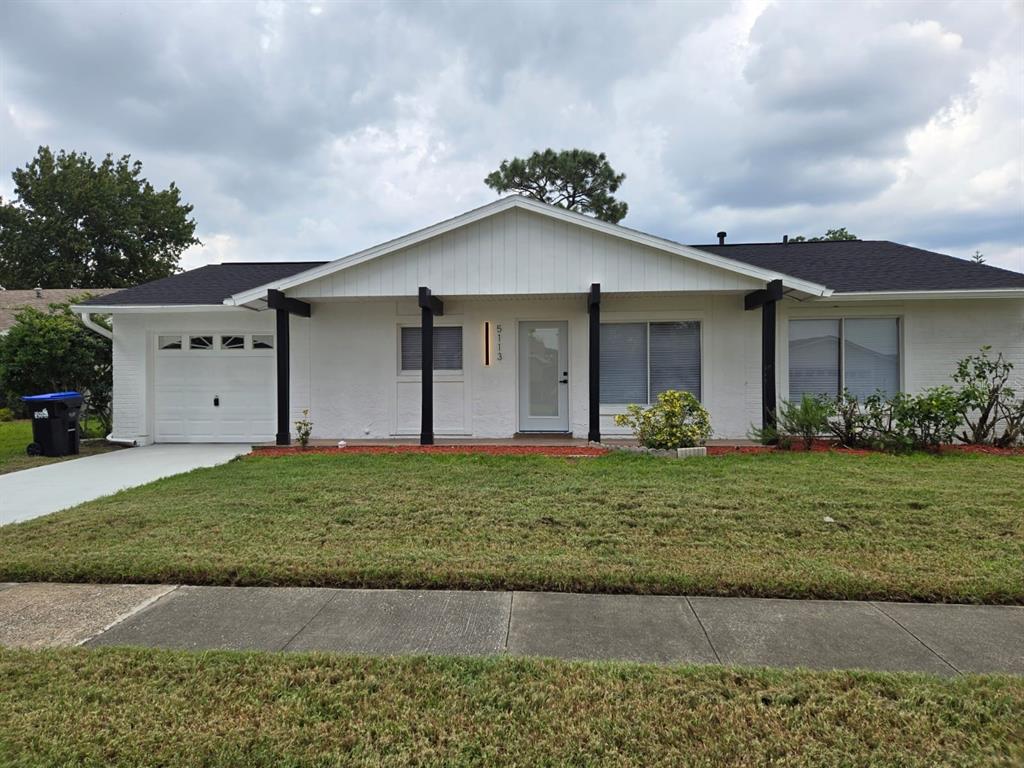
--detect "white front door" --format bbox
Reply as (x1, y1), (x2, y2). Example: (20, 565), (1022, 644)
(518, 321), (570, 432)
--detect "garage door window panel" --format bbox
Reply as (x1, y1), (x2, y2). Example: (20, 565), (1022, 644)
(189, 335), (214, 351)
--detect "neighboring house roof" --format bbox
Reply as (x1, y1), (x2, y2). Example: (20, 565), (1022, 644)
(78, 263), (326, 307)
(695, 240), (1024, 293)
(1, 288), (116, 331)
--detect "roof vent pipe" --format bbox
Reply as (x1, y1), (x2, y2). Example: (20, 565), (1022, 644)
(717, 231), (727, 246)
(783, 235), (789, 244)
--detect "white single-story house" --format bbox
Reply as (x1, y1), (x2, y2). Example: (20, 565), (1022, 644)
(74, 196), (1024, 445)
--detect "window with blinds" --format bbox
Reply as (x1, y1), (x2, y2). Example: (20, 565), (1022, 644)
(788, 319), (840, 399)
(789, 318), (900, 401)
(400, 326), (463, 372)
(600, 321), (701, 405)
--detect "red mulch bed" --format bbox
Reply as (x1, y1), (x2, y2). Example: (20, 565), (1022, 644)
(253, 440), (1022, 459)
(707, 439), (871, 456)
(252, 445), (610, 458)
(708, 440), (1023, 457)
(940, 444), (1024, 456)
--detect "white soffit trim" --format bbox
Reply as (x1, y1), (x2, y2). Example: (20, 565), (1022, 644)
(225, 196), (831, 305)
(819, 289), (1024, 301)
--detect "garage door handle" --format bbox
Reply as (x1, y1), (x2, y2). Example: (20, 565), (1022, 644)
(214, 396), (220, 407)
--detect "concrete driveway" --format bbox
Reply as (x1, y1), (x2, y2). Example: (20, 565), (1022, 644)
(0, 444), (250, 526)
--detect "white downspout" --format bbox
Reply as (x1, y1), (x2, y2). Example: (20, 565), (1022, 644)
(79, 312), (113, 340)
(76, 311), (136, 445)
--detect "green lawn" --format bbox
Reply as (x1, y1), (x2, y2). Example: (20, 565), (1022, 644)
(0, 419), (120, 475)
(1, 451), (1021, 602)
(0, 647), (1020, 767)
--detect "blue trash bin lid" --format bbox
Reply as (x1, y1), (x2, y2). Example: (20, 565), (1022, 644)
(20, 391), (82, 402)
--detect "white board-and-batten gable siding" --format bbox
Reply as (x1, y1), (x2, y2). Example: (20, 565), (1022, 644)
(292, 208), (763, 299)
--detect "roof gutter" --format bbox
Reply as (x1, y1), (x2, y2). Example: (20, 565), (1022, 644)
(78, 311), (113, 340)
(821, 288), (1024, 301)
(70, 304), (239, 314)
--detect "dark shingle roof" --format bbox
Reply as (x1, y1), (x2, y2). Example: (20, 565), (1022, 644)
(79, 239), (1024, 307)
(79, 262), (326, 306)
(694, 240), (1024, 293)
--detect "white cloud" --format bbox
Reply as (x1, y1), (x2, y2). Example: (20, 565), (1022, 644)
(1, 0), (1020, 273)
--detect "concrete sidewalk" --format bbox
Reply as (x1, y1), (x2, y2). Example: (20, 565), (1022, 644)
(0, 583), (1021, 676)
(0, 444), (250, 525)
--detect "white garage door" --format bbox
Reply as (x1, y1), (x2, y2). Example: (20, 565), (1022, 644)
(155, 332), (276, 443)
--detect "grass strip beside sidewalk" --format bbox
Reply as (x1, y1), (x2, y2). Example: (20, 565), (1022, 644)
(1, 647), (1021, 767)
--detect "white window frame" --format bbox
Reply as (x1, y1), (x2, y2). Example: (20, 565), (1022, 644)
(599, 319), (704, 408)
(787, 316), (903, 399)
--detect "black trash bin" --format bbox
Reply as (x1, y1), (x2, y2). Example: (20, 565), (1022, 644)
(20, 391), (84, 457)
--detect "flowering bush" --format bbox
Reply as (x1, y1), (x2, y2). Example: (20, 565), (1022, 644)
(614, 390), (711, 449)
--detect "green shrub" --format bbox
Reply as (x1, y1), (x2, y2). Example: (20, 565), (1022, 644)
(952, 347), (1023, 447)
(862, 388), (961, 452)
(614, 390), (711, 449)
(901, 387), (963, 449)
(998, 399), (1024, 447)
(777, 395), (834, 450)
(827, 389), (869, 448)
(0, 299), (111, 433)
(0, 407), (13, 422)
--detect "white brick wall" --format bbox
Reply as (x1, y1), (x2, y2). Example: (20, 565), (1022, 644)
(106, 296), (1024, 443)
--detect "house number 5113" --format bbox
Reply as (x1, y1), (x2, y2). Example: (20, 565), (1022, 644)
(495, 324), (503, 360)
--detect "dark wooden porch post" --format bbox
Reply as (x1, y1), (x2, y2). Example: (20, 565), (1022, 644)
(275, 307), (290, 445)
(418, 286), (444, 445)
(587, 283), (601, 443)
(761, 299), (777, 432)
(267, 289), (311, 447)
(744, 279), (783, 434)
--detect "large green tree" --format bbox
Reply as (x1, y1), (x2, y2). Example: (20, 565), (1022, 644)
(0, 297), (112, 431)
(0, 147), (199, 289)
(790, 228), (858, 242)
(485, 149), (628, 223)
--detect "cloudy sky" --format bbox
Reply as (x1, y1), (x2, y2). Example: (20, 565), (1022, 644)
(1, 0), (1022, 273)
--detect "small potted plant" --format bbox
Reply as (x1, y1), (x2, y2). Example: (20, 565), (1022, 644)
(294, 409), (313, 449)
